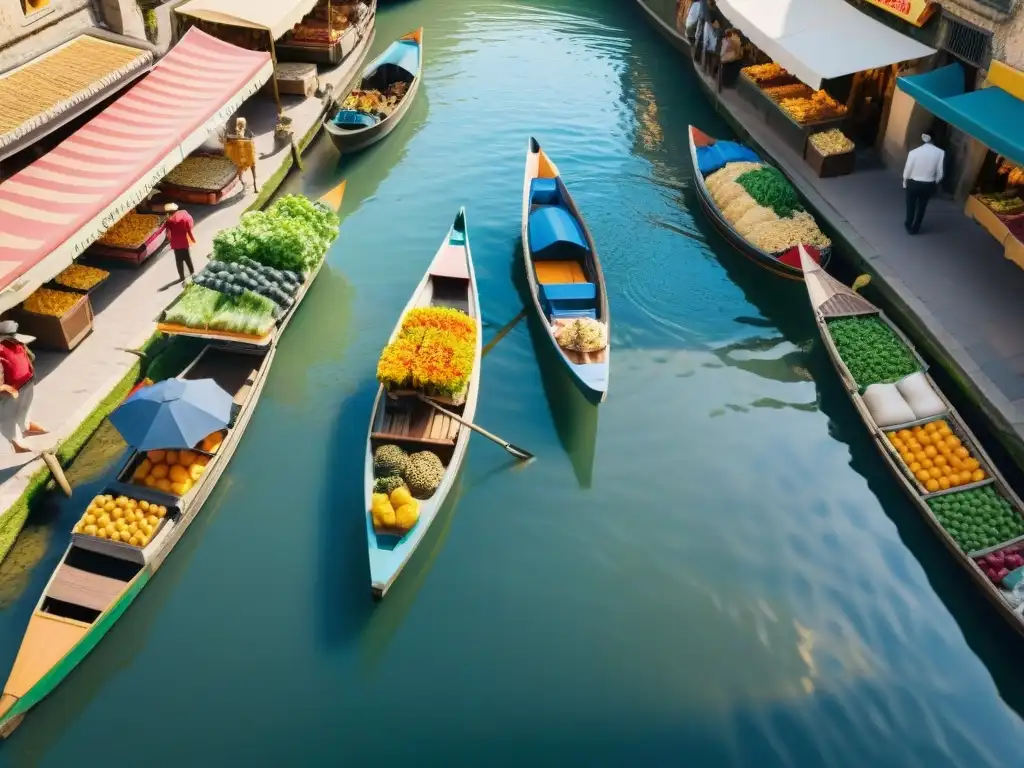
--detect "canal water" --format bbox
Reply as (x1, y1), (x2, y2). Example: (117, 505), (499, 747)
(2, 0), (1024, 764)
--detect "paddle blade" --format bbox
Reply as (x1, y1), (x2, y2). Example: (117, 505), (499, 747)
(852, 274), (872, 293)
(505, 443), (534, 462)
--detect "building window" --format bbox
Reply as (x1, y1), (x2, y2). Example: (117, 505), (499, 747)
(939, 12), (992, 69)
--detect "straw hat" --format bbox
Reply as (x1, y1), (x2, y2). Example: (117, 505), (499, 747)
(0, 320), (35, 345)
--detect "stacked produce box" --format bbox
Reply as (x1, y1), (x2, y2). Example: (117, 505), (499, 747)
(160, 154), (240, 205)
(805, 129), (855, 178)
(158, 195), (340, 342)
(88, 211), (167, 264)
(13, 286), (94, 351)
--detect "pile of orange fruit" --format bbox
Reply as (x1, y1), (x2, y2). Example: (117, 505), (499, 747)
(886, 419), (986, 493)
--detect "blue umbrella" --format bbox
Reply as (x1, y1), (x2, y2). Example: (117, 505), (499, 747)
(110, 378), (233, 451)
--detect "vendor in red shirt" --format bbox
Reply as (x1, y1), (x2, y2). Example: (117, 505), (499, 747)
(159, 203), (196, 282)
(0, 321), (46, 453)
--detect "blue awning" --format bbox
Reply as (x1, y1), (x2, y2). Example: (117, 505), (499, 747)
(529, 206), (587, 253)
(371, 40), (420, 77)
(897, 63), (1024, 167)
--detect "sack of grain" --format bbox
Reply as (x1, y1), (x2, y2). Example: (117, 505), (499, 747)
(721, 194), (758, 224)
(862, 383), (916, 428)
(711, 180), (747, 208)
(734, 205), (778, 236)
(705, 161), (763, 194)
(895, 371), (945, 420)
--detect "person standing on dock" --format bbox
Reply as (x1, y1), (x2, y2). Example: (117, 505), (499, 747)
(684, 0), (704, 43)
(0, 321), (46, 454)
(159, 203), (196, 282)
(902, 134), (945, 235)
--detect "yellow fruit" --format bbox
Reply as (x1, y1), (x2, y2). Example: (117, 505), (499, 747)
(898, 429), (912, 441)
(178, 450), (197, 465)
(959, 470), (972, 484)
(169, 464), (189, 484)
(128, 523), (139, 535)
(946, 436), (962, 449)
(964, 458), (980, 472)
(84, 514), (96, 526)
(97, 514), (111, 527)
(140, 500), (150, 512)
(97, 528), (109, 539)
(140, 522), (152, 537)
(156, 478), (172, 492)
(915, 470), (930, 484)
(971, 469), (986, 483)
(925, 478), (939, 492)
(150, 464), (169, 480)
(195, 454), (210, 467)
(189, 464), (205, 482)
(924, 445), (937, 458)
(115, 520), (127, 531)
(913, 452), (927, 463)
(132, 459), (152, 481)
(84, 524), (98, 536)
(925, 421), (938, 433)
(165, 450), (178, 465)
(909, 462), (921, 473)
(929, 467), (942, 480)
(900, 451), (914, 465)
(74, 522), (84, 533)
(395, 501), (419, 530)
(148, 450), (166, 463)
(170, 482), (188, 496)
(390, 486), (413, 509)
(144, 476), (158, 488)
(938, 477), (951, 490)
(138, 534), (150, 547)
(129, 536), (140, 547)
(113, 508), (125, 520)
(155, 506), (167, 518)
(104, 501), (116, 513)
(371, 497), (397, 528)
(921, 458), (934, 470)
(146, 514), (158, 527)
(106, 523), (117, 537)
(116, 496), (129, 507)
(120, 530), (133, 543)
(887, 432), (897, 442)
(934, 455), (948, 467)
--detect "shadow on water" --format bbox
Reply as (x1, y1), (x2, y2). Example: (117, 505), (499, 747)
(509, 242), (599, 489)
(318, 379), (378, 649)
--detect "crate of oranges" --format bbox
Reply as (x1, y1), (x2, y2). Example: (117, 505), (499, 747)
(885, 418), (989, 495)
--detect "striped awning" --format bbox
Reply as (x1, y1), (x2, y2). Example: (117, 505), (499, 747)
(0, 34), (154, 161)
(0, 29), (272, 312)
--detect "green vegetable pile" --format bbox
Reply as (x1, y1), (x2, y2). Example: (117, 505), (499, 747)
(193, 257), (302, 311)
(164, 284), (276, 336)
(826, 316), (919, 387)
(736, 167), (804, 218)
(929, 486), (1024, 553)
(213, 194), (340, 273)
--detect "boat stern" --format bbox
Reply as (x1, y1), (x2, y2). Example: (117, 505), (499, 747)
(571, 362), (609, 404)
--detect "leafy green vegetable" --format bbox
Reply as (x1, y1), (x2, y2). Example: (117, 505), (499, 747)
(163, 285), (275, 336)
(929, 486), (1024, 553)
(163, 285), (222, 328)
(826, 315), (919, 387)
(735, 166), (804, 218)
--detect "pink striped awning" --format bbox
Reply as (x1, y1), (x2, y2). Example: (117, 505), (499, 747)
(0, 29), (272, 311)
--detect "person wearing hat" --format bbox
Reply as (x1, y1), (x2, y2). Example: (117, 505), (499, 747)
(0, 320), (46, 453)
(902, 133), (945, 235)
(157, 202), (196, 282)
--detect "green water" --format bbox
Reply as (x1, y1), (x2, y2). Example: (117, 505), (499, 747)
(2, 0), (1024, 764)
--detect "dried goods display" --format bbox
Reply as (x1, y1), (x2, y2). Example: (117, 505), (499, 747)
(808, 129), (854, 157)
(763, 84), (813, 102)
(163, 155), (239, 191)
(929, 486), (1024, 554)
(0, 36), (148, 136)
(131, 447), (211, 497)
(74, 493), (168, 547)
(705, 162), (831, 254)
(292, 23), (343, 44)
(741, 63), (787, 83)
(779, 90), (848, 124)
(376, 307), (477, 399)
(341, 82), (410, 118)
(98, 212), (162, 249)
(22, 288), (81, 317)
(886, 420), (988, 493)
(825, 315), (919, 387)
(552, 316), (608, 353)
(54, 264), (109, 292)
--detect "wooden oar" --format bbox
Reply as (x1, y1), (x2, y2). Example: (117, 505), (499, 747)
(482, 309), (526, 358)
(852, 274), (871, 293)
(416, 394), (533, 462)
(41, 452), (71, 497)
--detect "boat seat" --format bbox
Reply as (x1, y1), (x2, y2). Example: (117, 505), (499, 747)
(530, 177), (560, 206)
(333, 110), (379, 128)
(535, 260), (586, 285)
(551, 308), (598, 320)
(542, 282), (596, 302)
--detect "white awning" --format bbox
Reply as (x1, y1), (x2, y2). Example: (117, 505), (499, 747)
(716, 0), (935, 89)
(174, 0), (320, 40)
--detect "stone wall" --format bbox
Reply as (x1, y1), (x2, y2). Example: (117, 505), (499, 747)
(940, 0), (1024, 68)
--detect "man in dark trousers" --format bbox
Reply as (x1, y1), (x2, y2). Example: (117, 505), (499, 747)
(160, 202), (196, 281)
(902, 134), (945, 234)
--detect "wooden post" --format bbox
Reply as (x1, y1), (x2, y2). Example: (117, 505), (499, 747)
(268, 32), (282, 116)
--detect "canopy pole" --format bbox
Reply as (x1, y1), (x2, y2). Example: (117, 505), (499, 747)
(268, 32), (282, 116)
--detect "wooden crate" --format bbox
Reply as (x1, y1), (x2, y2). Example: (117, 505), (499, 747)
(14, 292), (94, 352)
(804, 140), (855, 178)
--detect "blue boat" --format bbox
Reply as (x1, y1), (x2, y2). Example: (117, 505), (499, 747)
(520, 137), (610, 403)
(363, 208), (480, 599)
(326, 28), (423, 154)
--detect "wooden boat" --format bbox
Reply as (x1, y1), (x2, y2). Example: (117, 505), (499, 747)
(688, 126), (832, 280)
(521, 137), (610, 403)
(325, 28), (423, 155)
(635, 0), (693, 56)
(364, 207), (480, 599)
(0, 182), (346, 738)
(798, 245), (1024, 639)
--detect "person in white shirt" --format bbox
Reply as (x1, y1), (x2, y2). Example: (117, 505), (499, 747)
(902, 133), (945, 234)
(684, 0), (704, 43)
(702, 20), (720, 73)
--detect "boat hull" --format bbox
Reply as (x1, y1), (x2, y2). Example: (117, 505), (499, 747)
(635, 0), (692, 56)
(520, 137), (610, 403)
(688, 125), (831, 280)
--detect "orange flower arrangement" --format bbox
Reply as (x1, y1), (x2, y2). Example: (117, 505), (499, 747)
(377, 307), (477, 397)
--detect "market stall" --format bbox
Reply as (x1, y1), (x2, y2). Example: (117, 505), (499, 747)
(85, 211), (168, 265)
(276, 0), (370, 65)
